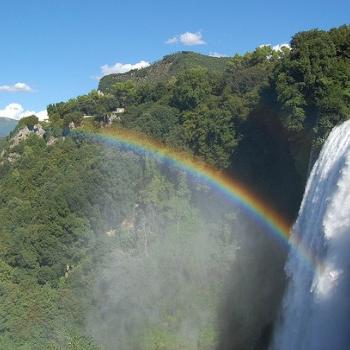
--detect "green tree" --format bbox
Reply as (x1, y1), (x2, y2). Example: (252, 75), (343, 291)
(108, 80), (137, 107)
(172, 68), (211, 110)
(273, 28), (350, 134)
(17, 115), (39, 130)
(183, 106), (238, 167)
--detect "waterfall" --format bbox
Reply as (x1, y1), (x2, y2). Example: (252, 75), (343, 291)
(271, 120), (350, 350)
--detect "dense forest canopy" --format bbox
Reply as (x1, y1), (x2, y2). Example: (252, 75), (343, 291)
(46, 25), (350, 218)
(0, 25), (349, 350)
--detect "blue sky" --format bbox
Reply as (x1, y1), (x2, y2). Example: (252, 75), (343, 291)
(0, 0), (349, 119)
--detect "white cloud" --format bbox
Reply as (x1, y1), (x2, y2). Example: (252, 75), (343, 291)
(259, 44), (271, 48)
(0, 103), (47, 121)
(209, 52), (228, 58)
(272, 43), (290, 51)
(259, 43), (291, 51)
(180, 32), (206, 46)
(165, 36), (178, 44)
(100, 60), (150, 76)
(35, 110), (48, 121)
(0, 82), (33, 93)
(166, 31), (206, 46)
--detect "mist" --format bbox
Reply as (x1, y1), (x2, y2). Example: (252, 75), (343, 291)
(80, 156), (287, 350)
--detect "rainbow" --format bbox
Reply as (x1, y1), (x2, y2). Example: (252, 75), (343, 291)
(73, 126), (318, 271)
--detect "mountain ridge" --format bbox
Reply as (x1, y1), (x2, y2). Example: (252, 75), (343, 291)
(0, 117), (18, 137)
(98, 51), (231, 91)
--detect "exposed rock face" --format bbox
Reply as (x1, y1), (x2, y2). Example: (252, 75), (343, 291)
(7, 153), (20, 164)
(47, 137), (58, 146)
(0, 124), (47, 165)
(10, 124), (46, 147)
(11, 126), (31, 147)
(33, 124), (45, 138)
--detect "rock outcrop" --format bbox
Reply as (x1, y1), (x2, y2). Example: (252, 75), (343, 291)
(10, 124), (45, 148)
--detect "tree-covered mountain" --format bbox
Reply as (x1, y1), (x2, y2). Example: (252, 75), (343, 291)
(0, 120), (286, 350)
(48, 25), (350, 219)
(0, 117), (17, 138)
(98, 51), (231, 91)
(1, 24), (349, 350)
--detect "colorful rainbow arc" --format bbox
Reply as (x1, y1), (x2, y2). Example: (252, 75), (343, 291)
(73, 127), (318, 271)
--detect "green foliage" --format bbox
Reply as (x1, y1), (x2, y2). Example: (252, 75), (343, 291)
(44, 47), (286, 170)
(183, 106), (238, 167)
(17, 115), (39, 130)
(98, 51), (231, 91)
(46, 26), (350, 199)
(171, 67), (211, 110)
(0, 132), (144, 348)
(63, 111), (84, 127)
(2, 24), (349, 349)
(273, 27), (350, 135)
(122, 103), (180, 141)
(79, 164), (243, 350)
(47, 90), (112, 125)
(19, 27), (350, 210)
(271, 25), (350, 178)
(135, 82), (167, 104)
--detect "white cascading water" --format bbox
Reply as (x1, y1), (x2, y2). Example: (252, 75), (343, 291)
(271, 120), (350, 350)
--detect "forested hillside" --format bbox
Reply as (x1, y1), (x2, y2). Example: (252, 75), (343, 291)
(98, 52), (231, 91)
(0, 122), (286, 349)
(0, 25), (349, 350)
(47, 25), (350, 219)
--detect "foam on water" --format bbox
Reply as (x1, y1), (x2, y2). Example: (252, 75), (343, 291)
(272, 120), (350, 350)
